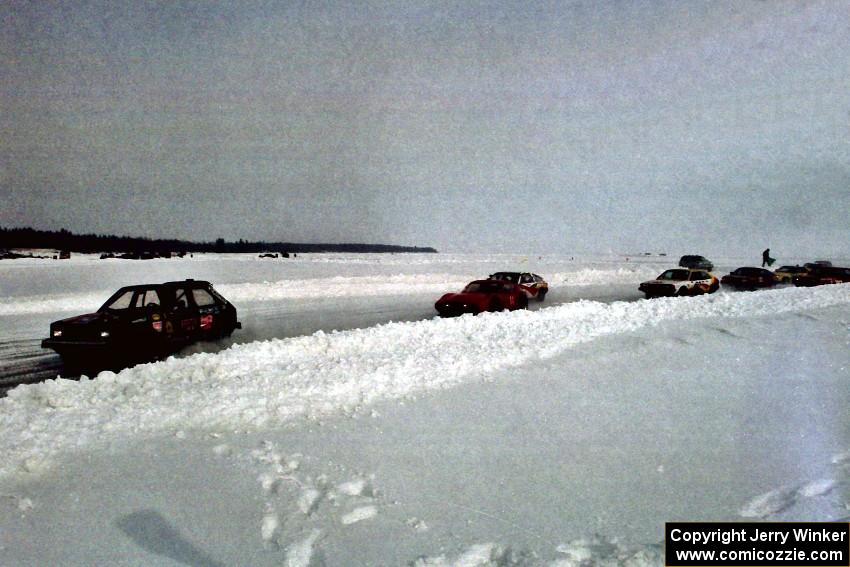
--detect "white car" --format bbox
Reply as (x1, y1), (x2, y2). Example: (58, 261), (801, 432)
(639, 269), (719, 299)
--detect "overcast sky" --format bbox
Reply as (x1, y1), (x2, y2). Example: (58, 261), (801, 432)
(1, 0), (848, 256)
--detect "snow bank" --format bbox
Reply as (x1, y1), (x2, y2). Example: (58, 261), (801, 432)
(0, 267), (664, 317)
(0, 273), (474, 316)
(410, 536), (662, 566)
(1, 284), (848, 478)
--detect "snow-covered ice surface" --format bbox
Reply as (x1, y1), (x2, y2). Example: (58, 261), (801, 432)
(0, 253), (849, 566)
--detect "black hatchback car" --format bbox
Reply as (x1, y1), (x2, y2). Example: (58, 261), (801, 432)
(678, 255), (714, 271)
(41, 280), (240, 366)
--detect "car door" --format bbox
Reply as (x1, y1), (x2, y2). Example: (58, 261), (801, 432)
(518, 273), (536, 297)
(171, 285), (200, 341)
(126, 287), (165, 347)
(689, 271), (711, 293)
(190, 286), (223, 337)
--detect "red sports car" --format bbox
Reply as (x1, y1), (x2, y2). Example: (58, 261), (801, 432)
(435, 280), (529, 317)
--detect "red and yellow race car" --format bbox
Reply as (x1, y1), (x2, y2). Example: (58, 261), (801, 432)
(435, 279), (529, 317)
(488, 272), (549, 301)
(639, 268), (719, 299)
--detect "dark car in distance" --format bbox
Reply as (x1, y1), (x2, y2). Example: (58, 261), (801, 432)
(435, 279), (529, 317)
(793, 266), (850, 287)
(42, 279), (241, 368)
(678, 255), (714, 271)
(720, 267), (778, 291)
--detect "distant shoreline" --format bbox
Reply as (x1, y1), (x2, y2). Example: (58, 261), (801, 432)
(0, 227), (438, 255)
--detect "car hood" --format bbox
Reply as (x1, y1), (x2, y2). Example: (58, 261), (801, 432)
(438, 292), (488, 303)
(54, 312), (106, 326)
(640, 279), (683, 285)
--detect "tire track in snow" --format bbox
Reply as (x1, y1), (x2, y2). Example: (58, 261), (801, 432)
(1, 284), (849, 478)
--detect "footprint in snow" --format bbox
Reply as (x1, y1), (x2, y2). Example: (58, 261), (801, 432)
(284, 529), (324, 567)
(741, 478), (840, 518)
(211, 444), (232, 457)
(298, 488), (324, 516)
(831, 450), (850, 466)
(798, 479), (836, 498)
(1, 494), (34, 512)
(341, 505), (378, 525)
(336, 477), (374, 498)
(739, 488), (798, 518)
(261, 509), (281, 549)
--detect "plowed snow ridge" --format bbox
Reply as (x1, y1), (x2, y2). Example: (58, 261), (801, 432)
(0, 267), (659, 315)
(1, 284), (848, 477)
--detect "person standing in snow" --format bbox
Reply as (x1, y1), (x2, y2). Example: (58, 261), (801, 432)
(762, 248), (773, 267)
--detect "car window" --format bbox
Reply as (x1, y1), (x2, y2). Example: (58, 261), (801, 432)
(134, 289), (162, 308)
(104, 290), (134, 311)
(492, 273), (518, 283)
(192, 288), (216, 307)
(690, 271), (707, 280)
(520, 274), (532, 284)
(660, 270), (688, 280)
(464, 282), (501, 293)
(174, 288), (190, 310)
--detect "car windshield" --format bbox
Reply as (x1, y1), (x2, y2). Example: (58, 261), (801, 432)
(733, 268), (762, 276)
(100, 290), (134, 312)
(489, 273), (519, 283)
(464, 281), (505, 293)
(658, 269), (689, 281)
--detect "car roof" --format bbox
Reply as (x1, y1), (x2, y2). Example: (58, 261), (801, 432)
(115, 280), (212, 292)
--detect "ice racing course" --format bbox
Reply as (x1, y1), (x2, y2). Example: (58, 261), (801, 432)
(0, 254), (642, 394)
(1, 253), (849, 566)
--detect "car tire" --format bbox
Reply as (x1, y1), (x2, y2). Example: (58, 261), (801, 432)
(537, 289), (547, 302)
(489, 299), (503, 312)
(518, 295), (529, 310)
(708, 281), (720, 293)
(677, 286), (689, 297)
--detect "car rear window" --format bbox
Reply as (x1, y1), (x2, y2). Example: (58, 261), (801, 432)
(464, 282), (503, 293)
(192, 288), (216, 307)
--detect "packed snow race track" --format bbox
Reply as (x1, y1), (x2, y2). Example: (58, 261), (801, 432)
(1, 253), (849, 566)
(0, 254), (644, 394)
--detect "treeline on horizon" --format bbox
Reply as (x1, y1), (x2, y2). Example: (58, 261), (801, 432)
(0, 227), (438, 255)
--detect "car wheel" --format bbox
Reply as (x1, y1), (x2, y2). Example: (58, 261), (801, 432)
(537, 289), (547, 302)
(708, 281), (720, 293)
(489, 299), (503, 312)
(677, 286), (689, 297)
